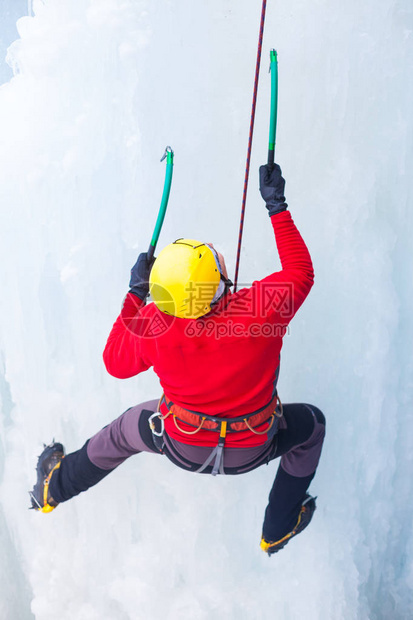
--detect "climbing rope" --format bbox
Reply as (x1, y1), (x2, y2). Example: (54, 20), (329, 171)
(233, 0), (268, 292)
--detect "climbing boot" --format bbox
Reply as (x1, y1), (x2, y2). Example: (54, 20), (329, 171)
(260, 494), (316, 555)
(29, 442), (65, 513)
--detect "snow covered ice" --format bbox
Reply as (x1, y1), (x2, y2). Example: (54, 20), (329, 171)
(0, 0), (412, 618)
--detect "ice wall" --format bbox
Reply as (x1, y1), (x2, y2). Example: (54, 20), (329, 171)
(0, 0), (28, 83)
(0, 1), (412, 618)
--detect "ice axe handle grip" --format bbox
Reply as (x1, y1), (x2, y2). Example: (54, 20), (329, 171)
(147, 242), (155, 263)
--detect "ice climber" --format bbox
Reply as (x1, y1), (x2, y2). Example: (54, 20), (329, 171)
(30, 164), (326, 555)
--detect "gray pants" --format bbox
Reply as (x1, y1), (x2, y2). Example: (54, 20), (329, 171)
(50, 399), (325, 541)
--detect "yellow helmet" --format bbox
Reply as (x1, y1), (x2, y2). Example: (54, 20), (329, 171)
(149, 239), (221, 319)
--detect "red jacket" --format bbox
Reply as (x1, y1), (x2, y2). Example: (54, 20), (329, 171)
(103, 211), (314, 448)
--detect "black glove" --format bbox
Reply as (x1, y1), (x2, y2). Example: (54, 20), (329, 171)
(259, 164), (288, 216)
(129, 252), (155, 300)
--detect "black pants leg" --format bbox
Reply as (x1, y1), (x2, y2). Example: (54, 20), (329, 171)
(262, 403), (326, 542)
(48, 440), (113, 503)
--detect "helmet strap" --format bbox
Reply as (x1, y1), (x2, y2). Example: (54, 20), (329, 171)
(211, 275), (233, 307)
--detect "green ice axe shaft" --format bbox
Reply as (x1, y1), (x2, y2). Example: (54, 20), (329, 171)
(267, 49), (278, 167)
(147, 146), (174, 262)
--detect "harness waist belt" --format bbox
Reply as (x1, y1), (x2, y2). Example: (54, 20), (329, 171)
(161, 393), (282, 435)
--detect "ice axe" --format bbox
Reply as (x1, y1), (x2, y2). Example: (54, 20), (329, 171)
(147, 146), (174, 262)
(267, 49), (278, 169)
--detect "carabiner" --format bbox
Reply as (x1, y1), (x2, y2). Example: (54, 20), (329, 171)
(148, 412), (165, 437)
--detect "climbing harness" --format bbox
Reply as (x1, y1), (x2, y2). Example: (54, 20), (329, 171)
(234, 0), (279, 291)
(149, 393), (283, 476)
